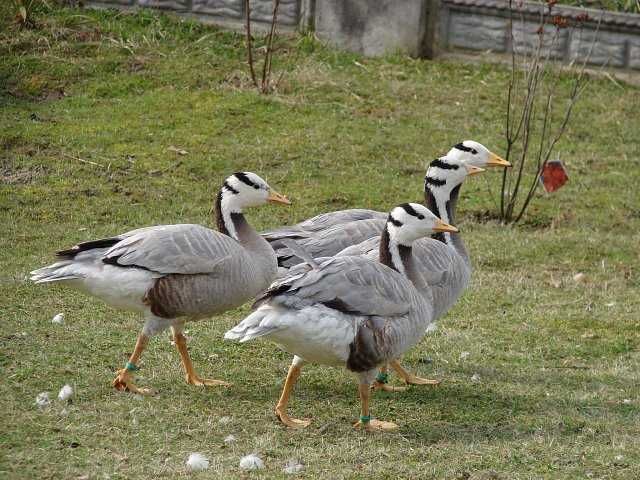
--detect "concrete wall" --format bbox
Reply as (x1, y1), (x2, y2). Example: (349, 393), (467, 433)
(89, 0), (302, 28)
(86, 0), (640, 70)
(440, 0), (640, 70)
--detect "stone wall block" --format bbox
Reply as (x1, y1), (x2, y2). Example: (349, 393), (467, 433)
(448, 11), (507, 52)
(315, 0), (429, 57)
(569, 28), (627, 67)
(250, 0), (299, 25)
(192, 0), (243, 18)
(512, 21), (568, 59)
(628, 39), (640, 69)
(138, 0), (189, 11)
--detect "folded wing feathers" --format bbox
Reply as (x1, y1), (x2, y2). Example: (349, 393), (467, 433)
(102, 224), (239, 275)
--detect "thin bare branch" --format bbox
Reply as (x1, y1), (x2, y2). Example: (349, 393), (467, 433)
(244, 0), (259, 89)
(261, 0), (281, 92)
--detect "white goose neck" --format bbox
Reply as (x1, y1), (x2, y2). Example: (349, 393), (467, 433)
(215, 190), (244, 241)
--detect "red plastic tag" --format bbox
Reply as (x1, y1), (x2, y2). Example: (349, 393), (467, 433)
(540, 160), (568, 193)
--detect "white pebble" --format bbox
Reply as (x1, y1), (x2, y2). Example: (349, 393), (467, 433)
(35, 392), (50, 408)
(471, 373), (481, 382)
(58, 384), (73, 402)
(186, 452), (209, 471)
(283, 459), (304, 474)
(573, 272), (586, 283)
(459, 351), (470, 360)
(224, 434), (236, 445)
(239, 453), (264, 470)
(218, 416), (232, 425)
(52, 313), (64, 324)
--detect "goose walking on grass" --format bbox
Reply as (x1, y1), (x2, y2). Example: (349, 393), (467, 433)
(267, 142), (510, 390)
(225, 203), (458, 431)
(344, 152), (510, 390)
(31, 172), (290, 394)
(262, 141), (508, 264)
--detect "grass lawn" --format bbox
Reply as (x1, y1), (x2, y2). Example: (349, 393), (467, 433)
(2, 5), (639, 479)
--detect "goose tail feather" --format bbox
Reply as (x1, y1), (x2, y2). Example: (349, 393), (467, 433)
(30, 261), (84, 284)
(224, 306), (282, 343)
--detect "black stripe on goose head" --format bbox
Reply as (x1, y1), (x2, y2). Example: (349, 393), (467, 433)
(234, 171), (260, 189)
(430, 158), (459, 170)
(223, 180), (239, 194)
(387, 214), (403, 227)
(399, 203), (425, 219)
(454, 142), (478, 155)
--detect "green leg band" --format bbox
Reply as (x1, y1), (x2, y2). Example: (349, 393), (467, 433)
(360, 415), (371, 424)
(376, 372), (389, 384)
(125, 361), (140, 372)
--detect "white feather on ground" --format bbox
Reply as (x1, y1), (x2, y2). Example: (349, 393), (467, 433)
(52, 313), (64, 324)
(283, 459), (304, 474)
(425, 322), (438, 333)
(224, 434), (236, 445)
(239, 454), (264, 470)
(35, 392), (50, 409)
(186, 453), (209, 471)
(58, 384), (73, 402)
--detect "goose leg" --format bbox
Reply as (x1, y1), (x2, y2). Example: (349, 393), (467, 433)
(371, 364), (408, 393)
(390, 359), (440, 386)
(275, 356), (311, 429)
(112, 333), (154, 395)
(353, 381), (398, 432)
(172, 326), (231, 387)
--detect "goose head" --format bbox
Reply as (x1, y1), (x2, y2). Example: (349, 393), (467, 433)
(387, 203), (458, 246)
(446, 140), (510, 169)
(220, 172), (290, 212)
(424, 155), (483, 195)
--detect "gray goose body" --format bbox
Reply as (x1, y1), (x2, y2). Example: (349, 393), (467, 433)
(30, 172), (290, 393)
(225, 203), (457, 430)
(32, 222), (277, 319)
(336, 178), (472, 320)
(277, 155), (476, 320)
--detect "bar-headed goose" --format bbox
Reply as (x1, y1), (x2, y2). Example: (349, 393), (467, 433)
(261, 140), (508, 257)
(225, 203), (458, 431)
(273, 145), (509, 391)
(31, 172), (290, 394)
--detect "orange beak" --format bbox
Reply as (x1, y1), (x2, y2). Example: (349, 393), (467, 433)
(433, 218), (458, 233)
(267, 189), (291, 205)
(486, 152), (511, 168)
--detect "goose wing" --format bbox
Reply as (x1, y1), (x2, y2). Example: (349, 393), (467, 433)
(257, 256), (417, 317)
(276, 218), (386, 268)
(261, 208), (386, 241)
(103, 224), (238, 275)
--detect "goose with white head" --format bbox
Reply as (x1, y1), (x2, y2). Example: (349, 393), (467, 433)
(271, 143), (509, 391)
(31, 172), (290, 394)
(225, 203), (457, 431)
(266, 140), (508, 268)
